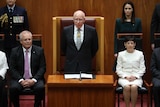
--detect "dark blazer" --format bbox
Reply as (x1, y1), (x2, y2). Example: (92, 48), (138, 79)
(61, 24), (98, 73)
(150, 47), (160, 87)
(114, 18), (142, 54)
(9, 45), (46, 81)
(0, 5), (29, 48)
(150, 4), (160, 44)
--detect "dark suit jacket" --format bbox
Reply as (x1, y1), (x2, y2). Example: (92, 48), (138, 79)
(61, 24), (98, 73)
(9, 45), (46, 81)
(0, 5), (29, 48)
(150, 47), (160, 87)
(150, 4), (160, 44)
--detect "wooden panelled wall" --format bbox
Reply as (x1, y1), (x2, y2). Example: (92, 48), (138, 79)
(0, 0), (159, 82)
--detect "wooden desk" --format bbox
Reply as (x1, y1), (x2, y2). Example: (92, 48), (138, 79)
(47, 75), (114, 107)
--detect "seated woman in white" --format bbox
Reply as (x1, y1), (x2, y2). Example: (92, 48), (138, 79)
(116, 36), (146, 107)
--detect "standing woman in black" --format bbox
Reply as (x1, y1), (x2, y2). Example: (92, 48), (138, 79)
(113, 1), (142, 71)
(114, 1), (142, 57)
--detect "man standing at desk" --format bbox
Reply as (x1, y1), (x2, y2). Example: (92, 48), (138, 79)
(0, 0), (29, 59)
(61, 10), (98, 73)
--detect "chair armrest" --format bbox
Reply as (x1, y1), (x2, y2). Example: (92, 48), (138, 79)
(150, 83), (153, 87)
(113, 79), (118, 87)
(143, 80), (151, 90)
(144, 80), (150, 87)
(143, 80), (153, 95)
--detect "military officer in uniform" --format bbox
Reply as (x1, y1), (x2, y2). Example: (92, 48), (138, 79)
(0, 0), (29, 107)
(0, 0), (29, 59)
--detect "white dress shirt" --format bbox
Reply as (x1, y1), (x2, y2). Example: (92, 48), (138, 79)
(74, 25), (84, 43)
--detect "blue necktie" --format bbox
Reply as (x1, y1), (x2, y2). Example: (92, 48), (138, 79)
(9, 8), (13, 15)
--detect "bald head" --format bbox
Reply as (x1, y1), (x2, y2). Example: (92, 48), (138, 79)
(73, 10), (85, 18)
(73, 10), (86, 28)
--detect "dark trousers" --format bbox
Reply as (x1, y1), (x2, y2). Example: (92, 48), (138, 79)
(0, 78), (8, 107)
(9, 79), (45, 107)
(153, 86), (160, 107)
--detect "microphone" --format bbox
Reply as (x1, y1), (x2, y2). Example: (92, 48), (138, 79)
(79, 71), (82, 81)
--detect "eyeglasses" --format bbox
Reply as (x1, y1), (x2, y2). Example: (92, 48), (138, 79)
(74, 18), (84, 22)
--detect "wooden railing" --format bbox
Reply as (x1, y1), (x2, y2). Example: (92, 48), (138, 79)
(117, 33), (143, 38)
(0, 34), (42, 40)
(154, 33), (160, 38)
(0, 34), (42, 46)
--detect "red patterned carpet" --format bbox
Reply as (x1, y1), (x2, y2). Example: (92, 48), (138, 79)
(115, 94), (153, 107)
(10, 94), (152, 107)
(9, 95), (48, 107)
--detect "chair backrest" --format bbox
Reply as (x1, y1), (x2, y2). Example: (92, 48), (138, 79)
(0, 34), (42, 52)
(31, 34), (42, 46)
(117, 33), (143, 52)
(154, 33), (160, 48)
(52, 16), (104, 74)
(16, 34), (42, 47)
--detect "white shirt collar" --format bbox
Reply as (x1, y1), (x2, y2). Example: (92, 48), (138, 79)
(74, 24), (84, 32)
(22, 46), (32, 53)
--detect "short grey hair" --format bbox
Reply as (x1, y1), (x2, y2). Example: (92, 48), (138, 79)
(19, 30), (32, 41)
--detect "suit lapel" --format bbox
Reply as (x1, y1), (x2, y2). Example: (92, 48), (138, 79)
(18, 46), (25, 72)
(30, 46), (36, 70)
(69, 25), (77, 49)
(82, 24), (88, 47)
(84, 24), (87, 43)
(12, 5), (17, 15)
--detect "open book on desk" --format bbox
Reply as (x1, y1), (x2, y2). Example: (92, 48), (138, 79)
(64, 72), (95, 79)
